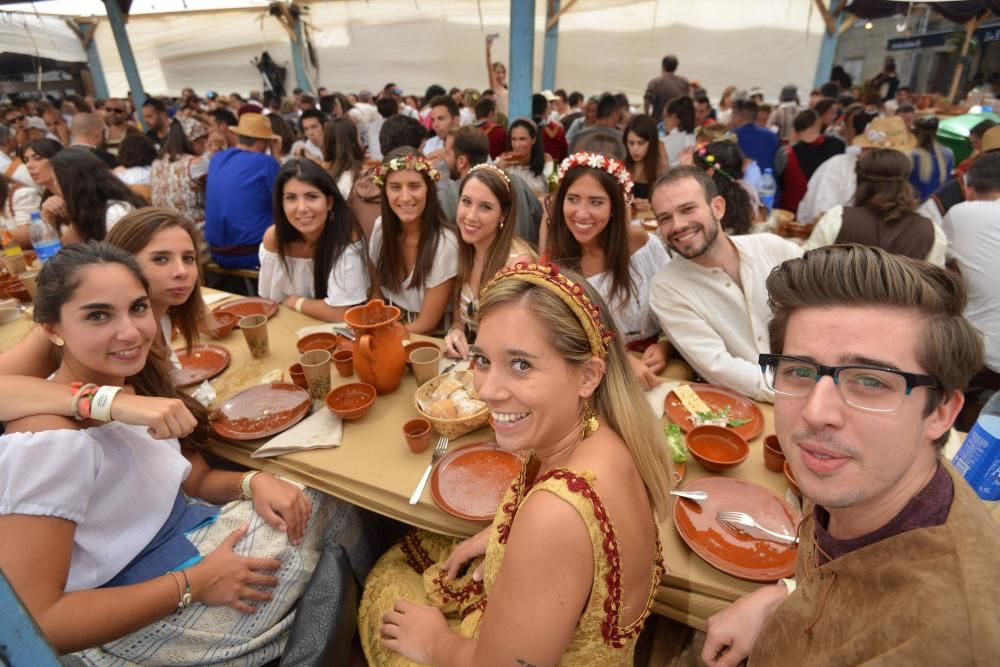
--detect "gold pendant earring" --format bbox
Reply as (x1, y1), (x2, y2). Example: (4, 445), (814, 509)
(581, 400), (599, 439)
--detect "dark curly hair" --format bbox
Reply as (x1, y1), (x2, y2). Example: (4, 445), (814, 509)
(692, 140), (753, 235)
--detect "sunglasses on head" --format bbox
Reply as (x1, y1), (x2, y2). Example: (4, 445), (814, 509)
(6, 115), (25, 123)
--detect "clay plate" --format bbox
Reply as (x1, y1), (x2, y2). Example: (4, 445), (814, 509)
(172, 344), (232, 388)
(213, 297), (279, 320)
(673, 477), (800, 581)
(212, 382), (311, 441)
(430, 443), (522, 521)
(297, 331), (350, 354)
(665, 383), (764, 441)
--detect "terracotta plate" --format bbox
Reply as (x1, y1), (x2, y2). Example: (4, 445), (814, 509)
(673, 477), (800, 581)
(665, 383), (764, 441)
(212, 382), (311, 441)
(213, 297), (279, 320)
(172, 344), (231, 388)
(430, 443), (522, 522)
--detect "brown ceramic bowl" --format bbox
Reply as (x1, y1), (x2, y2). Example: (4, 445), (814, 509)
(784, 461), (802, 499)
(686, 425), (750, 473)
(2, 281), (30, 303)
(199, 311), (238, 339)
(404, 340), (443, 365)
(763, 434), (786, 473)
(297, 332), (341, 355)
(325, 382), (376, 420)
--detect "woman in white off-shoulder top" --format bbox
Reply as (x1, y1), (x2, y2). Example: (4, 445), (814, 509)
(258, 158), (371, 322)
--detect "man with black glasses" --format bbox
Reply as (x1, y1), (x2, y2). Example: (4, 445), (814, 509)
(702, 244), (999, 666)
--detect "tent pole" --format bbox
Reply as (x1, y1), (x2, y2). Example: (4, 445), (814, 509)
(948, 14), (987, 104)
(813, 0), (842, 89)
(75, 20), (109, 99)
(509, 0), (535, 121)
(542, 0), (559, 91)
(291, 10), (312, 92)
(103, 0), (147, 129)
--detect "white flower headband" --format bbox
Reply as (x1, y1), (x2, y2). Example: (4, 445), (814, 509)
(373, 153), (441, 187)
(556, 152), (635, 206)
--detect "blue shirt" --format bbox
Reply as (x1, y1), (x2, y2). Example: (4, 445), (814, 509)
(204, 148), (279, 269)
(734, 124), (780, 175)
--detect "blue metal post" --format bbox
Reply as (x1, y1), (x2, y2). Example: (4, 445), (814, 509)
(813, 7), (843, 89)
(76, 20), (109, 99)
(509, 0), (536, 121)
(542, 0), (559, 91)
(291, 14), (312, 92)
(103, 0), (147, 128)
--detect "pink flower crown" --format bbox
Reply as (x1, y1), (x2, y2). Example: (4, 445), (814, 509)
(556, 152), (635, 206)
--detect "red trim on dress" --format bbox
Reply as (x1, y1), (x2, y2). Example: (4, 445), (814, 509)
(399, 531), (435, 573)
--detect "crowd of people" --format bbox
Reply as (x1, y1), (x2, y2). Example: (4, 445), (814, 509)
(1, 45), (998, 666)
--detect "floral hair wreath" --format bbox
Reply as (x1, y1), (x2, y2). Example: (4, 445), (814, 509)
(556, 152), (635, 206)
(693, 143), (735, 181)
(482, 261), (615, 359)
(372, 153), (442, 187)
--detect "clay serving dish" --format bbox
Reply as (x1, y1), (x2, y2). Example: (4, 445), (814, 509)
(297, 332), (345, 354)
(198, 311), (238, 339)
(784, 461), (802, 499)
(763, 435), (786, 473)
(325, 382), (376, 420)
(687, 425), (749, 473)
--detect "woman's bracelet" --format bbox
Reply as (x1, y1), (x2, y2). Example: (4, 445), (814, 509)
(167, 570), (192, 610)
(70, 382), (99, 421)
(90, 386), (123, 422)
(240, 470), (260, 500)
(293, 297), (306, 313)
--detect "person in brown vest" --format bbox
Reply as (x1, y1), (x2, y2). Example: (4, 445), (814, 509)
(702, 244), (999, 667)
(803, 148), (944, 265)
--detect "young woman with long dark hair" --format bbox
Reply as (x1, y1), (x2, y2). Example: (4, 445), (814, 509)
(546, 152), (670, 389)
(623, 114), (667, 211)
(496, 118), (554, 195)
(370, 147), (459, 334)
(258, 158), (371, 322)
(322, 117), (365, 199)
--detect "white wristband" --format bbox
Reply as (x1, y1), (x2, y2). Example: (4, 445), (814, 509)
(780, 577), (797, 595)
(90, 386), (123, 422)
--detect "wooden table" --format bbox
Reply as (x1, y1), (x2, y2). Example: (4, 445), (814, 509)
(1, 289), (979, 632)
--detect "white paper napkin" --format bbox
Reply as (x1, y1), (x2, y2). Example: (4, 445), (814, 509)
(202, 292), (234, 306)
(251, 405), (343, 458)
(646, 380), (682, 419)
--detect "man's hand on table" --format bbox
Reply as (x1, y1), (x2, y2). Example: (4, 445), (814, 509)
(250, 473), (312, 545)
(702, 583), (788, 666)
(112, 389), (198, 440)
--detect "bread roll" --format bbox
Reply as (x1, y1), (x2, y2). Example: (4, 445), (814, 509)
(427, 399), (457, 419)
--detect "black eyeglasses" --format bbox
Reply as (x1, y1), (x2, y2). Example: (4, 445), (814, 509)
(759, 353), (939, 413)
(6, 115), (25, 124)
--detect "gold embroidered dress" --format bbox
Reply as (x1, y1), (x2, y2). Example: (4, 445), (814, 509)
(359, 455), (663, 666)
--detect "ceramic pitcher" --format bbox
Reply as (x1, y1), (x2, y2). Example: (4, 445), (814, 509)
(344, 299), (406, 394)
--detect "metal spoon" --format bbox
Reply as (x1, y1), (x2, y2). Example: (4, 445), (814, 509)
(670, 490), (709, 502)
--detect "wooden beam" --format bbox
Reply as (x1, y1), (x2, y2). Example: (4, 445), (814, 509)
(546, 0), (578, 31)
(813, 0), (836, 36)
(837, 14), (856, 36)
(831, 0), (846, 18)
(948, 13), (990, 103)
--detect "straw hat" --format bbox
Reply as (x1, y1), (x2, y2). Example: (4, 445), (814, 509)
(981, 125), (1000, 153)
(853, 116), (917, 152)
(233, 113), (279, 141)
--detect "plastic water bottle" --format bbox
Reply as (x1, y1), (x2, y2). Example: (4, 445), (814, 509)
(29, 212), (61, 264)
(952, 391), (1000, 506)
(759, 169), (777, 216)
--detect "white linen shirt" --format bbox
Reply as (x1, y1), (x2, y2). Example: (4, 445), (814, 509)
(0, 422), (190, 591)
(587, 234), (670, 342)
(369, 217), (458, 314)
(942, 200), (1000, 373)
(650, 233), (803, 401)
(257, 240), (369, 307)
(797, 148), (859, 225)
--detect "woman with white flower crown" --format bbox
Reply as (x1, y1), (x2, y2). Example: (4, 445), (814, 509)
(369, 147), (459, 334)
(545, 152), (671, 389)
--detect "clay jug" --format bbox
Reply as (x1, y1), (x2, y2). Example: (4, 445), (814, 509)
(344, 299), (406, 394)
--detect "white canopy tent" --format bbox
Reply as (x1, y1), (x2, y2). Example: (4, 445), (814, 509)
(3, 1), (829, 103)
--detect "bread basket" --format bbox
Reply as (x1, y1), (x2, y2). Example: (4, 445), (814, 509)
(413, 369), (490, 439)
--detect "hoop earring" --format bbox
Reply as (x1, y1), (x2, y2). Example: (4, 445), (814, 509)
(581, 400), (599, 439)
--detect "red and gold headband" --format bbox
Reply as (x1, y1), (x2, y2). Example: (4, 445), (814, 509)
(482, 262), (614, 358)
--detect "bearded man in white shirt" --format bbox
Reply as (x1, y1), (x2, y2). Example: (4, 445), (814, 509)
(650, 166), (802, 401)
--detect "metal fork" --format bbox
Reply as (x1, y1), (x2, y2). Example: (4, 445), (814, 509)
(716, 511), (798, 544)
(408, 436), (449, 505)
